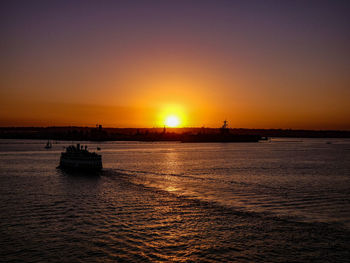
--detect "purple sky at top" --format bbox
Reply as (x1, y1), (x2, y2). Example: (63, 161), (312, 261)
(1, 0), (349, 128)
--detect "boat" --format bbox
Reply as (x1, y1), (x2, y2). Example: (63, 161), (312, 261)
(45, 140), (52, 149)
(58, 144), (102, 172)
(181, 120), (263, 143)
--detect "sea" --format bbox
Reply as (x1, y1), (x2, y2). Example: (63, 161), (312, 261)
(0, 138), (349, 262)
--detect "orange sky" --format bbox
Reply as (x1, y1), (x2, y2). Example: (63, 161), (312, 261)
(1, 1), (349, 129)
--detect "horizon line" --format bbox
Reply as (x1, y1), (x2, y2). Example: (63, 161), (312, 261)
(0, 126), (349, 132)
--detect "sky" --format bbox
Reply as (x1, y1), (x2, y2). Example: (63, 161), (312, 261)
(1, 0), (349, 129)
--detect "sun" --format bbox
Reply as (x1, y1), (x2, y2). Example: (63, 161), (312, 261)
(165, 115), (180, 127)
(156, 104), (187, 127)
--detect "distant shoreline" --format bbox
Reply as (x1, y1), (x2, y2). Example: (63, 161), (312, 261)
(0, 126), (349, 141)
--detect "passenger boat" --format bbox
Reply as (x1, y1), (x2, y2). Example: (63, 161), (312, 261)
(58, 144), (102, 172)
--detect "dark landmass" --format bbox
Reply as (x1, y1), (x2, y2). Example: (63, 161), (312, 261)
(0, 126), (349, 141)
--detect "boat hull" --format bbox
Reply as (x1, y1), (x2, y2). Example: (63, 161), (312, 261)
(59, 155), (102, 172)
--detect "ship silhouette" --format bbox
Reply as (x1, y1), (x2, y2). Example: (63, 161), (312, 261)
(181, 120), (262, 143)
(58, 144), (102, 172)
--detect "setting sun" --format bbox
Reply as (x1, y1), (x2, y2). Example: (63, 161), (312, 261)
(165, 115), (180, 127)
(156, 104), (187, 128)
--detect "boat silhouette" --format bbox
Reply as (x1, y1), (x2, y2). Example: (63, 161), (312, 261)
(181, 121), (263, 143)
(44, 140), (52, 149)
(58, 144), (102, 172)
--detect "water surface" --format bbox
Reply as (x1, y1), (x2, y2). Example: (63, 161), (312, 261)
(0, 139), (349, 262)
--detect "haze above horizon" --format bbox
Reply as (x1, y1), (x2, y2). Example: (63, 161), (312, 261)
(1, 0), (349, 130)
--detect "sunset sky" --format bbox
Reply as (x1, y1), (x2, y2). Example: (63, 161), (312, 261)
(1, 0), (349, 129)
